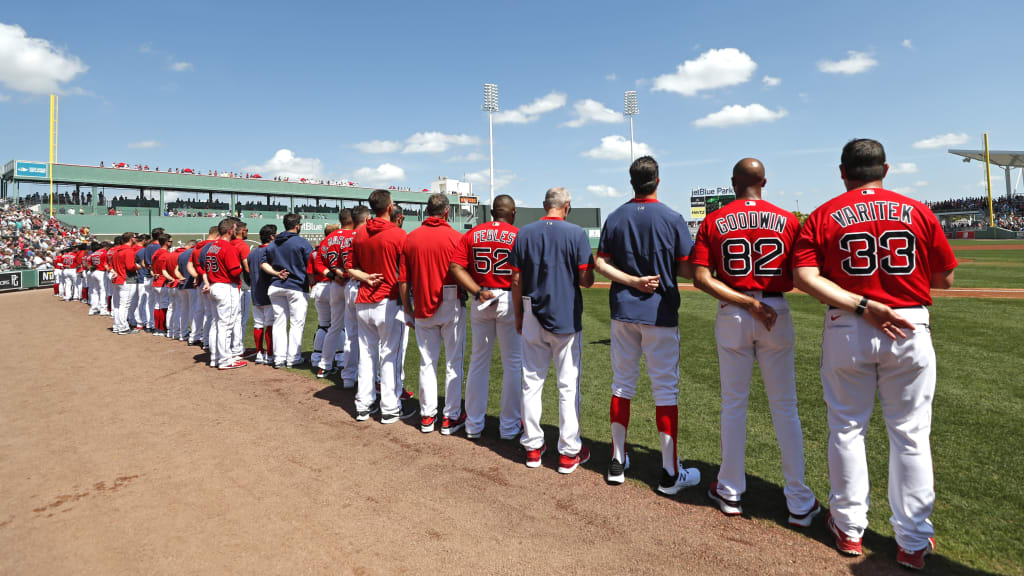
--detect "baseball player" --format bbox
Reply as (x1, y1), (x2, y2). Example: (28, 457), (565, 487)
(138, 228), (164, 331)
(511, 187), (595, 473)
(793, 139), (957, 570)
(400, 193), (466, 434)
(310, 223), (339, 372)
(60, 248), (77, 301)
(690, 158), (819, 523)
(188, 227), (220, 347)
(87, 242), (109, 316)
(249, 225), (278, 364)
(347, 190), (415, 423)
(150, 233), (172, 336)
(129, 234), (149, 331)
(339, 206), (370, 387)
(169, 240), (195, 341)
(317, 210), (356, 379)
(450, 194), (523, 440)
(262, 213), (314, 369)
(111, 232), (140, 335)
(229, 219), (252, 359)
(200, 218), (246, 370)
(595, 156), (701, 494)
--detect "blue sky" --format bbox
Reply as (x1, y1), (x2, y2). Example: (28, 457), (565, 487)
(2, 0), (1022, 219)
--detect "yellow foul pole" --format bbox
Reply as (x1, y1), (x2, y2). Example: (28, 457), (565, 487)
(983, 133), (994, 228)
(48, 94), (58, 218)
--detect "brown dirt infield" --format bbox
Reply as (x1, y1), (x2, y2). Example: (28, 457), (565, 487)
(0, 290), (915, 575)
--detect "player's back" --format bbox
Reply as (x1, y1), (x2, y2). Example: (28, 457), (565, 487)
(695, 198), (797, 293)
(458, 220), (518, 289)
(795, 187), (951, 308)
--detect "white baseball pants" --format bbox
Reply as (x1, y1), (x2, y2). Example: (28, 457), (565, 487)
(464, 289), (522, 437)
(189, 289), (205, 344)
(202, 291), (216, 345)
(414, 286), (465, 419)
(310, 282), (330, 367)
(340, 280), (360, 382)
(105, 271), (114, 311)
(320, 280), (348, 371)
(232, 288), (249, 356)
(714, 294), (815, 515)
(89, 270), (107, 314)
(268, 285), (308, 366)
(822, 306), (936, 552)
(209, 283), (241, 368)
(172, 289), (193, 340)
(136, 278), (153, 329)
(355, 298), (402, 415)
(520, 299), (583, 456)
(114, 284), (138, 333)
(62, 269), (76, 301)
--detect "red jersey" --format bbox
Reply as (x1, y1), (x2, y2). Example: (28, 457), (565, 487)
(689, 198), (798, 293)
(89, 248), (108, 271)
(230, 238), (251, 261)
(106, 247), (116, 270)
(191, 240), (212, 275)
(61, 253), (76, 269)
(203, 240), (242, 285)
(151, 248), (171, 287)
(318, 229), (357, 279)
(111, 245), (138, 285)
(308, 249), (329, 284)
(451, 220), (518, 290)
(403, 217), (464, 318)
(74, 250), (86, 272)
(793, 187), (958, 308)
(350, 217), (406, 303)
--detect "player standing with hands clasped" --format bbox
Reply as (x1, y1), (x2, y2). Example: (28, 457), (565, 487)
(690, 158), (819, 523)
(511, 187), (595, 473)
(793, 139), (957, 570)
(595, 156), (701, 494)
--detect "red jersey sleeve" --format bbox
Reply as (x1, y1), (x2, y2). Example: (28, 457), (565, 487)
(792, 211), (823, 269)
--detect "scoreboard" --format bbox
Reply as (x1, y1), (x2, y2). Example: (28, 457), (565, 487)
(690, 186), (736, 220)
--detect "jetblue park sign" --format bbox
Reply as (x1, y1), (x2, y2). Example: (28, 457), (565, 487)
(15, 162), (48, 179)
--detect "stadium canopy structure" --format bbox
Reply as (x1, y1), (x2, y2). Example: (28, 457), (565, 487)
(948, 148), (1024, 201)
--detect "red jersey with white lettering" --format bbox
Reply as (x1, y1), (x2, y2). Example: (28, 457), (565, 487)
(89, 248), (108, 271)
(151, 247), (171, 287)
(203, 240), (242, 285)
(106, 247), (116, 270)
(451, 220), (518, 290)
(61, 253), (76, 269)
(308, 249), (329, 284)
(689, 198), (798, 293)
(402, 217), (463, 318)
(793, 187), (957, 308)
(350, 217), (406, 303)
(191, 240), (211, 275)
(111, 245), (138, 285)
(318, 229), (356, 279)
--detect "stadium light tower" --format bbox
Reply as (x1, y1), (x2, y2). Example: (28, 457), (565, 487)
(624, 90), (638, 161)
(483, 83), (499, 206)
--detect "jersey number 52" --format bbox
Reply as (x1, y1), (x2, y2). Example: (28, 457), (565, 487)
(472, 247), (512, 276)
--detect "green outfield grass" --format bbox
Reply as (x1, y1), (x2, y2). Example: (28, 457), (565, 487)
(949, 247), (1024, 289)
(249, 287), (1021, 576)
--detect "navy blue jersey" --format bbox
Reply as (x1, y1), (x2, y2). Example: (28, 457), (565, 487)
(511, 217), (594, 334)
(248, 244), (273, 306)
(597, 198), (693, 327)
(266, 231), (313, 293)
(177, 248), (195, 289)
(137, 242), (159, 280)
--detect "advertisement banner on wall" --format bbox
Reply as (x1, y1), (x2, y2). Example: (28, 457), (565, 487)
(0, 272), (22, 291)
(38, 269), (56, 287)
(690, 187), (736, 221)
(15, 161), (49, 179)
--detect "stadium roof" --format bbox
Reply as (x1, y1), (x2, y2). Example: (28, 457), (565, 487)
(948, 149), (1024, 167)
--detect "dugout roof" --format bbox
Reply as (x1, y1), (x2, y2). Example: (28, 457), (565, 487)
(948, 149), (1024, 167)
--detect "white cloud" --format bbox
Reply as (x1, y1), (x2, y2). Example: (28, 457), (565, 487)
(170, 61), (192, 72)
(902, 39), (913, 49)
(354, 163), (406, 185)
(652, 48), (757, 96)
(403, 132), (479, 154)
(914, 180), (929, 187)
(563, 99), (623, 128)
(693, 103), (787, 128)
(246, 149), (323, 179)
(493, 91), (567, 124)
(605, 73), (616, 81)
(0, 23), (88, 94)
(913, 132), (969, 149)
(587, 185), (625, 198)
(889, 162), (918, 174)
(354, 139), (401, 154)
(464, 168), (516, 192)
(818, 51), (878, 75)
(762, 75), (781, 87)
(583, 135), (653, 160)
(892, 187), (915, 196)
(128, 140), (160, 149)
(448, 152), (486, 162)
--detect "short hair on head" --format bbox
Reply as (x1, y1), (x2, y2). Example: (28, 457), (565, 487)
(208, 225), (220, 235)
(283, 213), (302, 231)
(324, 223), (340, 236)
(841, 138), (887, 182)
(151, 227), (165, 237)
(351, 205), (370, 224)
(259, 224), (278, 244)
(113, 236), (124, 246)
(137, 234), (151, 243)
(491, 194), (516, 219)
(426, 193), (449, 217)
(120, 232), (133, 243)
(338, 208), (353, 226)
(629, 155), (659, 196)
(217, 218), (236, 236)
(368, 189), (392, 216)
(157, 233), (171, 245)
(391, 203), (403, 223)
(543, 187), (571, 210)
